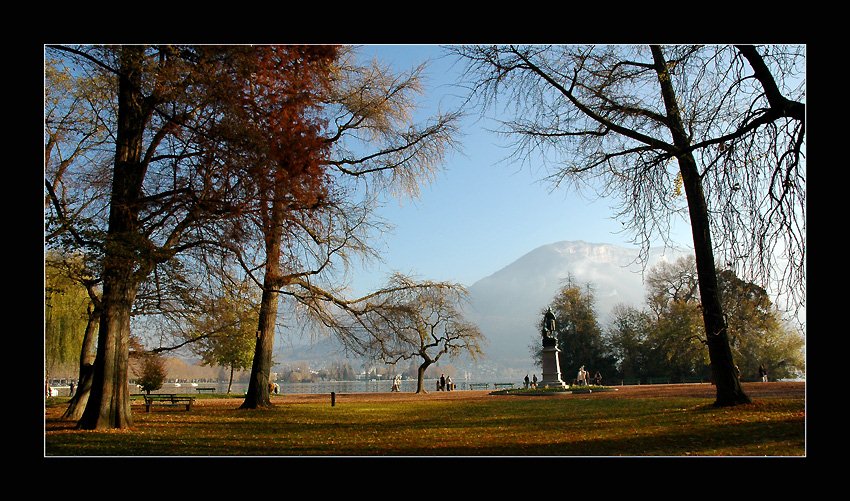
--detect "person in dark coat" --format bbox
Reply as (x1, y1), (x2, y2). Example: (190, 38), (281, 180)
(439, 374), (446, 391)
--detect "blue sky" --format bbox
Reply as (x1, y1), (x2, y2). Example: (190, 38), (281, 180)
(346, 45), (694, 296)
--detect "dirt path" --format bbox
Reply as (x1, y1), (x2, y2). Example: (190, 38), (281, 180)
(180, 381), (804, 408)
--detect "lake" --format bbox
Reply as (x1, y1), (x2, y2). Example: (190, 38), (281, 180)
(48, 378), (515, 397)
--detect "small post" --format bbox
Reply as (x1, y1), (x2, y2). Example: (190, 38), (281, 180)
(331, 391), (336, 407)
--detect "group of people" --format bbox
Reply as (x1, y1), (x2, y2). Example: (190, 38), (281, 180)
(267, 382), (280, 394)
(575, 365), (603, 386)
(575, 366), (602, 386)
(524, 366), (603, 388)
(437, 373), (454, 391)
(391, 374), (402, 392)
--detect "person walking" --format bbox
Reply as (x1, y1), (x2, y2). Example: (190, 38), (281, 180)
(531, 374), (538, 389)
(524, 374), (530, 389)
(439, 374), (446, 391)
(446, 375), (453, 391)
(594, 371), (602, 386)
(759, 364), (768, 382)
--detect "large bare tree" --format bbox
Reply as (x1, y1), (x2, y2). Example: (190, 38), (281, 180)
(453, 44), (804, 406)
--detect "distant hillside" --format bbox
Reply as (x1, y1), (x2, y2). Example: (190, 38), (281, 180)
(255, 240), (689, 377)
(464, 240), (688, 372)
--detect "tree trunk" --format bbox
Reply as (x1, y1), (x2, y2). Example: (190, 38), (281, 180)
(240, 187), (285, 409)
(61, 305), (99, 420)
(650, 45), (750, 406)
(78, 46), (149, 429)
(227, 365), (234, 394)
(240, 284), (279, 408)
(416, 361), (431, 394)
(78, 281), (137, 428)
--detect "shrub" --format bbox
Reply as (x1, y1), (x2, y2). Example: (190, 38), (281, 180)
(135, 353), (167, 394)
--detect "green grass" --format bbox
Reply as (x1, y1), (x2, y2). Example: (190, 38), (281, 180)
(45, 393), (804, 456)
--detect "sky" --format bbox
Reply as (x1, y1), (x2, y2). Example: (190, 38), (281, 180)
(344, 45), (695, 297)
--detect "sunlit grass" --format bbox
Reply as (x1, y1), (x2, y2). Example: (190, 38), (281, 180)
(45, 396), (804, 456)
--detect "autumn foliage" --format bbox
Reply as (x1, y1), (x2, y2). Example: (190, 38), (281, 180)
(236, 46), (337, 216)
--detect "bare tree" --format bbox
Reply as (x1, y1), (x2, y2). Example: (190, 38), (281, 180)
(453, 44), (804, 406)
(294, 273), (484, 393)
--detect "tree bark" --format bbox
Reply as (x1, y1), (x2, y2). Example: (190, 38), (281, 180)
(78, 279), (137, 428)
(240, 285), (279, 408)
(61, 305), (99, 420)
(416, 362), (431, 394)
(227, 365), (234, 394)
(650, 45), (750, 406)
(78, 46), (149, 429)
(240, 185), (285, 409)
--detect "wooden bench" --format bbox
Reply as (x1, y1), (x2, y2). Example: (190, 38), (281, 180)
(648, 377), (671, 384)
(469, 383), (490, 390)
(493, 383), (515, 389)
(196, 387), (216, 393)
(142, 394), (195, 412)
(621, 378), (641, 385)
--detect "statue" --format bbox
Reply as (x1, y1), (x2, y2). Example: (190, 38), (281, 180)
(542, 307), (556, 338)
(538, 307), (567, 388)
(542, 307), (557, 348)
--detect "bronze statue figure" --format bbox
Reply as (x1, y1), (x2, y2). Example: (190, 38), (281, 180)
(543, 307), (556, 338)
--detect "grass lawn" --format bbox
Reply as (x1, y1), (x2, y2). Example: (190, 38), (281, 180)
(44, 383), (804, 457)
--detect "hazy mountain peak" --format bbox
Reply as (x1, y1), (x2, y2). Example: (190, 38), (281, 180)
(466, 240), (689, 370)
(274, 240), (690, 377)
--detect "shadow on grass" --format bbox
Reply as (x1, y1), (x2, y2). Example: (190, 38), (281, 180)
(45, 397), (804, 456)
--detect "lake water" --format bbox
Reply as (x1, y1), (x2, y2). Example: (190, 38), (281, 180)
(150, 379), (480, 395)
(47, 378), (502, 397)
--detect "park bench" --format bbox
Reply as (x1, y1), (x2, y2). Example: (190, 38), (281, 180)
(469, 383), (490, 390)
(682, 377), (703, 384)
(621, 378), (641, 385)
(196, 387), (216, 393)
(493, 383), (515, 389)
(648, 377), (671, 384)
(142, 394), (195, 412)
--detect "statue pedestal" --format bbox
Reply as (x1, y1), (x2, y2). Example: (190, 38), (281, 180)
(539, 345), (567, 389)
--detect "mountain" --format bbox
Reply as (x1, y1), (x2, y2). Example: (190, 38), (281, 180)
(464, 240), (688, 372)
(268, 240), (689, 377)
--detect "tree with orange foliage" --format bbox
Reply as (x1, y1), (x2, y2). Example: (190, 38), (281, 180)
(219, 46), (463, 409)
(216, 45), (340, 408)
